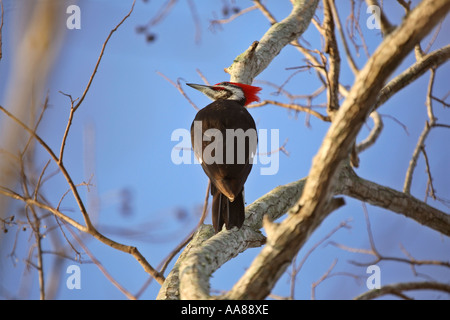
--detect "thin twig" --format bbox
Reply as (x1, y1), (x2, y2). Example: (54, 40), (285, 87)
(311, 259), (337, 300)
(290, 219), (351, 299)
(403, 68), (436, 194)
(253, 0), (277, 24)
(329, 0), (359, 75)
(431, 96), (450, 108)
(58, 92), (78, 163)
(210, 5), (257, 28)
(157, 71), (199, 110)
(356, 111), (383, 153)
(196, 69), (211, 85)
(257, 138), (290, 157)
(248, 100), (330, 122)
(253, 0), (349, 99)
(331, 203), (450, 271)
(33, 159), (51, 201)
(421, 146), (436, 200)
(0, 105), (93, 229)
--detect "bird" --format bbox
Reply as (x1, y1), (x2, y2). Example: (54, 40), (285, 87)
(188, 81), (261, 233)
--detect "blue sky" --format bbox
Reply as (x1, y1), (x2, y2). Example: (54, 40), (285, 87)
(0, 0), (449, 300)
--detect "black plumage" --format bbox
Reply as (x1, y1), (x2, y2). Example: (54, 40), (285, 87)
(191, 99), (257, 233)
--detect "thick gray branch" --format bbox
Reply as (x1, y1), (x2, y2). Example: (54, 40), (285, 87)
(179, 226), (266, 299)
(339, 166), (450, 236)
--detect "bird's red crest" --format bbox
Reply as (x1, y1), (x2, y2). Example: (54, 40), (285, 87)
(215, 82), (262, 106)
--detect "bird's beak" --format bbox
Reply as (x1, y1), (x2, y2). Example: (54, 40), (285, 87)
(187, 83), (210, 90)
(187, 83), (215, 96)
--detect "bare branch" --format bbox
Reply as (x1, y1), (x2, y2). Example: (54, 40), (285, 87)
(248, 100), (330, 122)
(355, 281), (450, 300)
(20, 162), (45, 299)
(323, 0), (341, 116)
(253, 0), (350, 98)
(58, 92), (78, 163)
(374, 45), (450, 111)
(421, 146), (436, 201)
(340, 166), (450, 237)
(346, 0), (370, 58)
(403, 68), (436, 194)
(356, 111), (383, 153)
(311, 259), (337, 300)
(329, 0), (359, 75)
(157, 72), (199, 110)
(226, 0), (320, 84)
(253, 0), (277, 24)
(291, 219), (351, 299)
(210, 4), (257, 28)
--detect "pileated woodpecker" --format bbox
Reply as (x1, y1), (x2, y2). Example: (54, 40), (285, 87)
(188, 81), (261, 233)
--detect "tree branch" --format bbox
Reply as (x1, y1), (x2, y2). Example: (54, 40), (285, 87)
(226, 0), (320, 84)
(329, 0), (359, 75)
(339, 166), (450, 237)
(248, 100), (330, 122)
(403, 68), (436, 194)
(356, 111), (383, 153)
(323, 0), (341, 116)
(374, 44), (450, 112)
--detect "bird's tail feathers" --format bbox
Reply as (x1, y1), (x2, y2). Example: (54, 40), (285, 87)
(211, 186), (245, 233)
